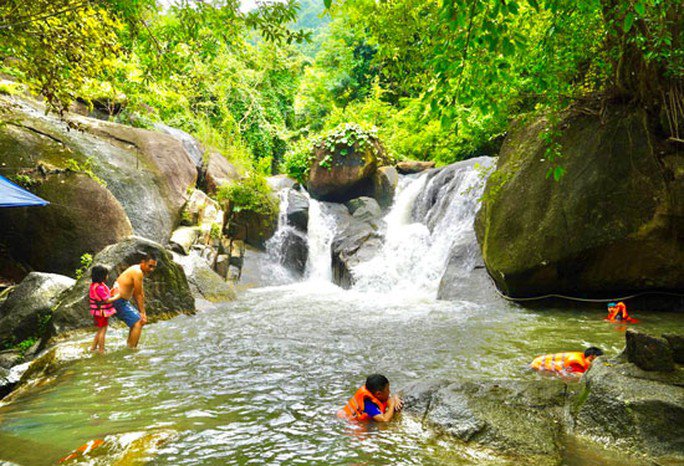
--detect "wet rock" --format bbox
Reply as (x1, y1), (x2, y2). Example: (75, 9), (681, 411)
(0, 367), (15, 399)
(663, 334), (684, 364)
(286, 189), (309, 232)
(396, 160), (436, 174)
(625, 329), (675, 372)
(402, 379), (566, 462)
(475, 106), (683, 305)
(0, 272), (75, 348)
(331, 216), (383, 289)
(281, 229), (308, 276)
(267, 175), (297, 192)
(228, 208), (279, 250)
(204, 150), (239, 195)
(346, 196), (382, 221)
(372, 166), (398, 209)
(172, 252), (235, 303)
(51, 236), (195, 336)
(573, 357), (684, 461)
(168, 227), (201, 255)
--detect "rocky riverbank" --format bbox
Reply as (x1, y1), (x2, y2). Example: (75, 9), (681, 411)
(402, 329), (684, 465)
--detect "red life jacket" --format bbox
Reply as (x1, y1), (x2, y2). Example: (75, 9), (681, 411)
(88, 283), (115, 317)
(337, 385), (388, 421)
(530, 352), (590, 374)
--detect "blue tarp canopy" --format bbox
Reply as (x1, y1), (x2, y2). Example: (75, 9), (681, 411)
(0, 174), (49, 208)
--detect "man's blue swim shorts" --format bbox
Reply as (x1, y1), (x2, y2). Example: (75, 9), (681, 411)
(113, 299), (141, 328)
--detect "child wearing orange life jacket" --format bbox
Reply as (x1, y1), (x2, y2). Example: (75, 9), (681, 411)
(338, 374), (403, 422)
(606, 301), (632, 322)
(530, 347), (603, 376)
(89, 265), (119, 353)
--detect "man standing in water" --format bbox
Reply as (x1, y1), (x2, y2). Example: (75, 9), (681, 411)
(112, 252), (157, 348)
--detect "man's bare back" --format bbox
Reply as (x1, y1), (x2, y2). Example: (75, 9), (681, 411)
(115, 265), (143, 301)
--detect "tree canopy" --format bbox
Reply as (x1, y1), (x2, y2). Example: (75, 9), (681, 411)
(0, 0), (680, 180)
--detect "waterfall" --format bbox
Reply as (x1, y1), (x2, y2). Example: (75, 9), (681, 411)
(305, 199), (340, 281)
(260, 189), (298, 285)
(351, 157), (495, 298)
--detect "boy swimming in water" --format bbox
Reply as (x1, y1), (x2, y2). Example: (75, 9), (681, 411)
(338, 374), (403, 422)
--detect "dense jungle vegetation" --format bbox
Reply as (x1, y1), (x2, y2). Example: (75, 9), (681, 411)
(0, 0), (681, 186)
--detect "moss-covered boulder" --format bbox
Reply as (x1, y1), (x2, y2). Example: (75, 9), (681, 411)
(0, 96), (198, 276)
(475, 105), (683, 303)
(50, 237), (195, 336)
(307, 124), (389, 202)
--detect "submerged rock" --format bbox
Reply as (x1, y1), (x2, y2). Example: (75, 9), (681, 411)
(475, 105), (683, 305)
(50, 237), (195, 336)
(0, 272), (75, 348)
(402, 379), (566, 463)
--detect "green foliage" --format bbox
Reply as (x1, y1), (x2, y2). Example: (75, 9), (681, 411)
(209, 223), (222, 240)
(66, 158), (106, 187)
(14, 337), (37, 356)
(9, 173), (39, 188)
(216, 174), (278, 218)
(75, 253), (93, 280)
(282, 137), (315, 184)
(0, 80), (25, 96)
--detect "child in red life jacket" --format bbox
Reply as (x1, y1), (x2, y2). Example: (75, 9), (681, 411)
(89, 265), (120, 353)
(338, 374), (403, 422)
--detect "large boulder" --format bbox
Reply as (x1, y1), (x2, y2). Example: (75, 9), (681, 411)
(0, 272), (75, 348)
(50, 237), (195, 336)
(204, 150), (239, 195)
(402, 379), (567, 464)
(307, 124), (388, 202)
(572, 356), (684, 462)
(286, 189), (309, 232)
(0, 96), (199, 276)
(475, 105), (683, 303)
(228, 209), (279, 250)
(0, 172), (133, 275)
(171, 252), (236, 302)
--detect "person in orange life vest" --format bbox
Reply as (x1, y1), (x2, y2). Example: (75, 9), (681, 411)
(89, 265), (120, 353)
(606, 302), (630, 322)
(530, 347), (603, 375)
(338, 374), (403, 422)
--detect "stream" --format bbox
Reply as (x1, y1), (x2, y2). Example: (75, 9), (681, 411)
(0, 163), (682, 465)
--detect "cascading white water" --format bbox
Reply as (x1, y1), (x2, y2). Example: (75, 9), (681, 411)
(260, 189), (298, 285)
(304, 199), (339, 281)
(351, 157), (494, 298)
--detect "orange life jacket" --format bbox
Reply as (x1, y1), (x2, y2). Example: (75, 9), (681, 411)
(530, 351), (590, 374)
(337, 385), (388, 421)
(608, 302), (629, 321)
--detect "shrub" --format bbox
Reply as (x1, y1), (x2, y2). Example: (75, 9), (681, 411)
(215, 174), (278, 217)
